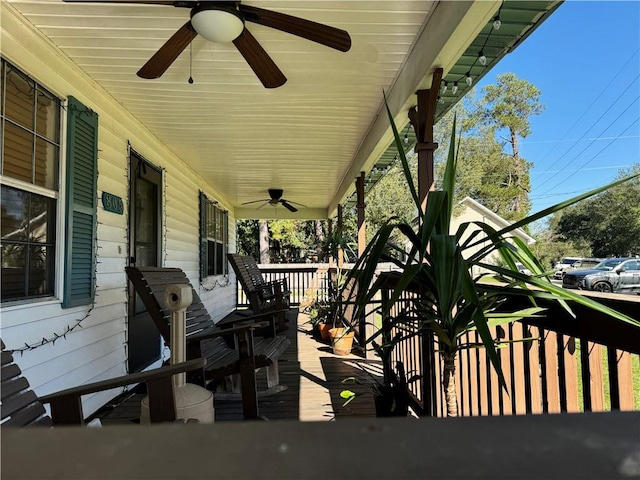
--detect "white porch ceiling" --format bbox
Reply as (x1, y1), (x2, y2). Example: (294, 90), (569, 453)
(3, 0), (501, 219)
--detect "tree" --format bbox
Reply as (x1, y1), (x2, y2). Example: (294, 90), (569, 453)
(258, 220), (269, 263)
(529, 225), (592, 269)
(553, 164), (640, 257)
(477, 72), (543, 217)
(433, 74), (543, 222)
(237, 219), (258, 258)
(237, 218), (329, 263)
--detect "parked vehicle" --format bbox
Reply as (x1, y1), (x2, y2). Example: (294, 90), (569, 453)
(562, 258), (630, 290)
(582, 259), (640, 293)
(553, 258), (602, 279)
(554, 257), (582, 271)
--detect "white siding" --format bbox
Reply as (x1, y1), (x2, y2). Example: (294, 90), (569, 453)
(0, 5), (237, 418)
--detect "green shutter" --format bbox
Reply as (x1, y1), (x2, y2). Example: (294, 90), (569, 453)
(223, 210), (228, 274)
(63, 96), (98, 308)
(199, 191), (208, 281)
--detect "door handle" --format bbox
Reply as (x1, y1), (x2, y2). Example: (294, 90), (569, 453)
(129, 256), (136, 266)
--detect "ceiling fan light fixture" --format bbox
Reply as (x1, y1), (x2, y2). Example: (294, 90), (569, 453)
(191, 5), (244, 43)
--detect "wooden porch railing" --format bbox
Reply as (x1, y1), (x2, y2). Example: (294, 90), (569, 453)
(237, 264), (639, 417)
(235, 263), (332, 307)
(376, 272), (640, 417)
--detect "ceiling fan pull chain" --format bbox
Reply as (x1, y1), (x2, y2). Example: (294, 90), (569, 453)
(188, 42), (194, 84)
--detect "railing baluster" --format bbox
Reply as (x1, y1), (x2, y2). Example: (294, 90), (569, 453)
(607, 347), (620, 410)
(522, 322), (533, 414)
(580, 338), (592, 412)
(538, 327), (549, 414)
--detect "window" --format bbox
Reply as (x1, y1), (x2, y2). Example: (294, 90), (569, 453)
(1, 59), (60, 302)
(199, 192), (228, 279)
(0, 59), (98, 306)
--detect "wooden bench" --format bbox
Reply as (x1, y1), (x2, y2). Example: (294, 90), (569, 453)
(227, 253), (291, 332)
(125, 266), (290, 420)
(0, 339), (206, 426)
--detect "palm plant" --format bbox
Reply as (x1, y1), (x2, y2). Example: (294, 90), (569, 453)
(347, 96), (640, 417)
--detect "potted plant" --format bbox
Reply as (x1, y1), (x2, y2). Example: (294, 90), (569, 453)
(303, 297), (334, 341)
(346, 94), (640, 417)
(341, 332), (415, 416)
(326, 266), (359, 355)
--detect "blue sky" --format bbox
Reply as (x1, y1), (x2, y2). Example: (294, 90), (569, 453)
(475, 0), (640, 215)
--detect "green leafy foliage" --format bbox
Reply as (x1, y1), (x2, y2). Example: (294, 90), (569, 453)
(347, 93), (640, 416)
(551, 163), (640, 257)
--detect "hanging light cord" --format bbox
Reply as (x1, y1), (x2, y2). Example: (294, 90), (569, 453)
(188, 42), (194, 84)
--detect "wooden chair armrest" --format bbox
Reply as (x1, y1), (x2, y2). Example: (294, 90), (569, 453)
(216, 310), (285, 328)
(39, 358), (206, 404)
(187, 320), (268, 342)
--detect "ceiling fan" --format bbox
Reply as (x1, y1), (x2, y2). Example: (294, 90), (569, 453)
(242, 189), (304, 212)
(63, 0), (352, 88)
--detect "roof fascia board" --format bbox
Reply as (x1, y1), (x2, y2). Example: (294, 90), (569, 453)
(328, 0), (500, 216)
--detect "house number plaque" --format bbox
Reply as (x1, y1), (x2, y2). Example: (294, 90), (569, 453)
(102, 192), (124, 215)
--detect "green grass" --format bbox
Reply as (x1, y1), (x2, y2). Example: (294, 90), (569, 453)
(575, 340), (640, 411)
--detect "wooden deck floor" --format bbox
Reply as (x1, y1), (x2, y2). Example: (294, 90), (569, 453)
(95, 309), (380, 425)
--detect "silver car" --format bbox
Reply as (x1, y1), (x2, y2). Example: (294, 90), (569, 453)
(553, 258), (602, 279)
(581, 259), (640, 293)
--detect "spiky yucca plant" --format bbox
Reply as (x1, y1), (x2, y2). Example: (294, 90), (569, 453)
(348, 96), (640, 417)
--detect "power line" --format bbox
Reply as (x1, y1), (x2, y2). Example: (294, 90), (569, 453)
(535, 97), (639, 195)
(533, 164), (635, 175)
(531, 48), (639, 182)
(522, 135), (639, 145)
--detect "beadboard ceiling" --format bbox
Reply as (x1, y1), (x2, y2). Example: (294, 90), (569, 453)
(3, 0), (522, 219)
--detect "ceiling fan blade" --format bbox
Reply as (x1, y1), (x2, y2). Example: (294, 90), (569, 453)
(281, 201), (298, 213)
(233, 28), (286, 88)
(241, 199), (270, 205)
(239, 5), (351, 52)
(281, 199), (306, 207)
(137, 21), (197, 79)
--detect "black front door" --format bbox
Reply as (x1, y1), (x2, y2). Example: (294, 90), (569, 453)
(127, 152), (162, 372)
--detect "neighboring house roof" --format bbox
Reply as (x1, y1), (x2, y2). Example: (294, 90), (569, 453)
(457, 196), (536, 245)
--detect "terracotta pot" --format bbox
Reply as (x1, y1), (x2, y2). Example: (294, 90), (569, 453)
(329, 327), (355, 356)
(318, 322), (333, 342)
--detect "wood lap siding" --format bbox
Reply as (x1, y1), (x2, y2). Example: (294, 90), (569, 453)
(1, 9), (238, 420)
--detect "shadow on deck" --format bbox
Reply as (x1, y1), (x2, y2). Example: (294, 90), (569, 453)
(95, 309), (378, 424)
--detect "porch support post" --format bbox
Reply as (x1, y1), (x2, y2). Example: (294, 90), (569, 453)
(356, 172), (366, 257)
(337, 204), (344, 268)
(408, 68), (442, 214)
(355, 172), (367, 348)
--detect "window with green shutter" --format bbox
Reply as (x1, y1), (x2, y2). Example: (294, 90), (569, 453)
(1, 59), (60, 303)
(63, 96), (98, 307)
(199, 191), (228, 280)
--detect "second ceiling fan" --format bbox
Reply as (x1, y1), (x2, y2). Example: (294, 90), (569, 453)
(64, 0), (352, 88)
(242, 189), (304, 212)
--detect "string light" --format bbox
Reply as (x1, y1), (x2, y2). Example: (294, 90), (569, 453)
(437, 1), (503, 101)
(200, 275), (231, 292)
(478, 50), (487, 66)
(363, 0), (504, 191)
